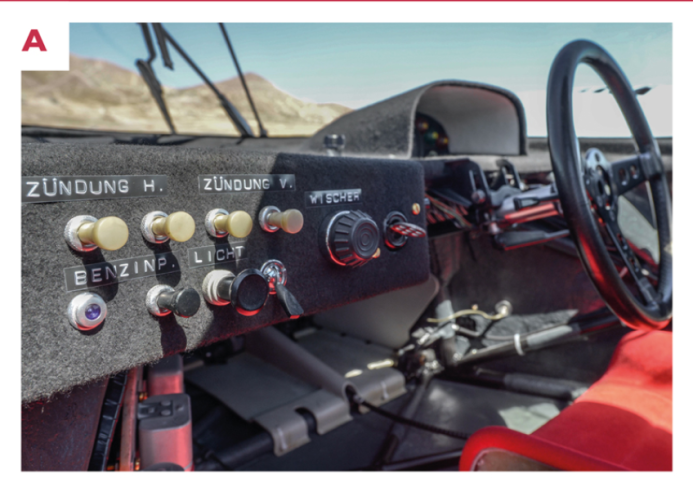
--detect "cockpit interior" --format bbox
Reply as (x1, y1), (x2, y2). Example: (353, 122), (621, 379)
(21, 24), (672, 473)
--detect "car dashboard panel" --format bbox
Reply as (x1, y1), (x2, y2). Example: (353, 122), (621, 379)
(21, 143), (429, 402)
(302, 80), (526, 159)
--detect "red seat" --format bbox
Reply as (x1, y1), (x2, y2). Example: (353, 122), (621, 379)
(459, 330), (672, 471)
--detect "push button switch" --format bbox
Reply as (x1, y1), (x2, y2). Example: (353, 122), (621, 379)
(141, 211), (195, 244)
(205, 209), (253, 238)
(65, 215), (129, 252)
(67, 292), (107, 331)
(259, 206), (304, 234)
(146, 285), (201, 318)
(202, 268), (270, 316)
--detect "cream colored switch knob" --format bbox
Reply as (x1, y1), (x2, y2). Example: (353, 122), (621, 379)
(78, 217), (129, 251)
(259, 206), (304, 234)
(204, 209), (253, 238)
(142, 211), (195, 244)
(214, 211), (253, 238)
(65, 215), (129, 252)
(153, 212), (195, 242)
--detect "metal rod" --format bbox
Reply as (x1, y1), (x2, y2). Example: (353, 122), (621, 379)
(137, 23), (176, 134)
(377, 370), (435, 467)
(380, 449), (464, 471)
(159, 25), (254, 138)
(219, 23), (267, 137)
(453, 312), (622, 366)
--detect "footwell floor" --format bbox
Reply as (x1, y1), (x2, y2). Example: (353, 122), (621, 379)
(190, 375), (565, 471)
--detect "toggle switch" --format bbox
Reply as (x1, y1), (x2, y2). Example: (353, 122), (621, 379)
(146, 285), (201, 318)
(261, 259), (304, 319)
(67, 292), (107, 331)
(202, 268), (269, 316)
(383, 211), (427, 250)
(259, 206), (304, 234)
(205, 209), (253, 238)
(65, 215), (129, 252)
(141, 211), (195, 244)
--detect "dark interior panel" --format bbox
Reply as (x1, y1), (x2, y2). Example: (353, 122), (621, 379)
(21, 143), (429, 402)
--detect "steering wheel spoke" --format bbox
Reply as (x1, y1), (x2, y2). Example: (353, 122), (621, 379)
(602, 218), (658, 306)
(610, 153), (660, 196)
(584, 148), (656, 204)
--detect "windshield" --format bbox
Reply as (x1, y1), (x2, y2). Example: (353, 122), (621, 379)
(22, 23), (671, 138)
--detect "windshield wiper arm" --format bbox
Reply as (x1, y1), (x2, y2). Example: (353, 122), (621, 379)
(152, 23), (173, 70)
(155, 23), (254, 138)
(136, 23), (176, 134)
(219, 23), (267, 137)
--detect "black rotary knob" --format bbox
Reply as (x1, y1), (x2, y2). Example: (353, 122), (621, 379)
(321, 210), (380, 267)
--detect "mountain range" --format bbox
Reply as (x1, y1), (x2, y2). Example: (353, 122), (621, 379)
(22, 54), (351, 136)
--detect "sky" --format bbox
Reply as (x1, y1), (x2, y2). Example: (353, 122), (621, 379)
(70, 23), (672, 136)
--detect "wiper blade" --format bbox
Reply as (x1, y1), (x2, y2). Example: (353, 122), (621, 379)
(219, 23), (267, 137)
(155, 23), (254, 138)
(136, 23), (176, 134)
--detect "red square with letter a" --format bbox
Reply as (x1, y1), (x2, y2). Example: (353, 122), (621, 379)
(17, 22), (67, 70)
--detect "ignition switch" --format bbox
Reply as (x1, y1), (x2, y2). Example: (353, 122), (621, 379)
(260, 259), (304, 319)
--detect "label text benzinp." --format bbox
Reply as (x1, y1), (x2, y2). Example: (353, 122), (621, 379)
(64, 252), (179, 291)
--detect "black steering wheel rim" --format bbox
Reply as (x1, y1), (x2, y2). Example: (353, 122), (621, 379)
(547, 39), (672, 331)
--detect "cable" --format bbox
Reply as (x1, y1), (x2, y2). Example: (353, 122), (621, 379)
(352, 395), (470, 441)
(461, 318), (594, 342)
(193, 437), (231, 471)
(425, 193), (472, 228)
(427, 308), (509, 324)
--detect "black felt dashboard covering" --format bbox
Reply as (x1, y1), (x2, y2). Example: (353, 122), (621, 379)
(302, 80), (527, 158)
(22, 143), (429, 402)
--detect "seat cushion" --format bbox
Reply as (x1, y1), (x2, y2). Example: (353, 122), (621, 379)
(460, 330), (672, 471)
(459, 426), (627, 471)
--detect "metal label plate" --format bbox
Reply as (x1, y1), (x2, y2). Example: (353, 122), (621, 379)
(64, 252), (180, 292)
(305, 189), (362, 207)
(198, 174), (295, 194)
(187, 243), (248, 269)
(22, 175), (168, 203)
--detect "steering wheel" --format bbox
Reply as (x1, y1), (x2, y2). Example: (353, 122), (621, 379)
(546, 40), (672, 331)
